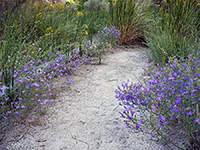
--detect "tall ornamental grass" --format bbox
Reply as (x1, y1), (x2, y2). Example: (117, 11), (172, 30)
(146, 0), (200, 65)
(108, 0), (151, 44)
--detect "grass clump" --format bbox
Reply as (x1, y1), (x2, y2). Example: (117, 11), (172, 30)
(108, 0), (151, 44)
(146, 0), (200, 65)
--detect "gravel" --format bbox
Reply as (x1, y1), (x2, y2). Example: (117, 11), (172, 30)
(4, 48), (163, 150)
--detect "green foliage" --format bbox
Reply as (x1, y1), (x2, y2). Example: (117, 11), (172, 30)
(83, 26), (120, 64)
(84, 0), (109, 12)
(77, 0), (88, 10)
(0, 0), (119, 119)
(115, 53), (200, 149)
(108, 0), (151, 44)
(146, 0), (200, 65)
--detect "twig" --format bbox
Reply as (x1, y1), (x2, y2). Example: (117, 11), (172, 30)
(70, 132), (90, 150)
(153, 127), (184, 150)
(113, 105), (119, 111)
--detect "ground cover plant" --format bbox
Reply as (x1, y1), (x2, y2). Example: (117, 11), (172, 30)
(83, 25), (120, 64)
(1, 0), (199, 149)
(0, 0), (119, 120)
(115, 0), (200, 149)
(115, 53), (200, 149)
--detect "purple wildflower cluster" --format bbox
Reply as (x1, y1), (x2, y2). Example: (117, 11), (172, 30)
(82, 25), (120, 64)
(0, 48), (85, 117)
(96, 26), (120, 44)
(85, 26), (120, 55)
(115, 53), (200, 145)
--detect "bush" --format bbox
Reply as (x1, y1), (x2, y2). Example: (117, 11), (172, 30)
(115, 53), (200, 149)
(146, 0), (200, 65)
(84, 0), (109, 12)
(83, 25), (120, 64)
(0, 29), (84, 118)
(108, 0), (151, 44)
(0, 0), (119, 119)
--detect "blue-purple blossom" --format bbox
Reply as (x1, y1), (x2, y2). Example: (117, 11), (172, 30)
(160, 116), (165, 121)
(115, 52), (199, 143)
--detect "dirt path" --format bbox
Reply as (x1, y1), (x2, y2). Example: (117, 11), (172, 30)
(6, 48), (162, 150)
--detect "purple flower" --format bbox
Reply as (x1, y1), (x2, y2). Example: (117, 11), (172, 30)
(139, 119), (143, 124)
(5, 97), (9, 100)
(170, 115), (173, 120)
(183, 110), (187, 114)
(175, 107), (179, 112)
(149, 133), (153, 139)
(0, 91), (5, 96)
(160, 116), (165, 121)
(157, 121), (162, 128)
(42, 94), (46, 97)
(175, 98), (181, 104)
(136, 125), (139, 130)
(195, 118), (199, 124)
(152, 107), (157, 111)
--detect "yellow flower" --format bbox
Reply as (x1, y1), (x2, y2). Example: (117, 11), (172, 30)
(85, 30), (88, 35)
(51, 30), (54, 33)
(76, 21), (78, 23)
(159, 7), (162, 12)
(36, 12), (42, 17)
(45, 33), (51, 36)
(77, 11), (83, 16)
(84, 24), (88, 28)
(66, 0), (76, 4)
(157, 4), (160, 7)
(46, 26), (51, 31)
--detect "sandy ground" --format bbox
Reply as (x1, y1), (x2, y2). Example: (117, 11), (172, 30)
(3, 48), (163, 150)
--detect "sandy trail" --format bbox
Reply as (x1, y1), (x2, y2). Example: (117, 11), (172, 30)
(6, 48), (161, 150)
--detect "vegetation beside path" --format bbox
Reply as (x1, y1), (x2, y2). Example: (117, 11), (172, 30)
(0, 0), (199, 149)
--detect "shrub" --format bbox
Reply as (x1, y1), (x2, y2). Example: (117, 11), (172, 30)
(108, 0), (151, 44)
(0, 0), (116, 119)
(83, 25), (120, 64)
(83, 0), (109, 12)
(0, 0), (88, 119)
(146, 0), (200, 65)
(115, 53), (200, 149)
(0, 39), (85, 118)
